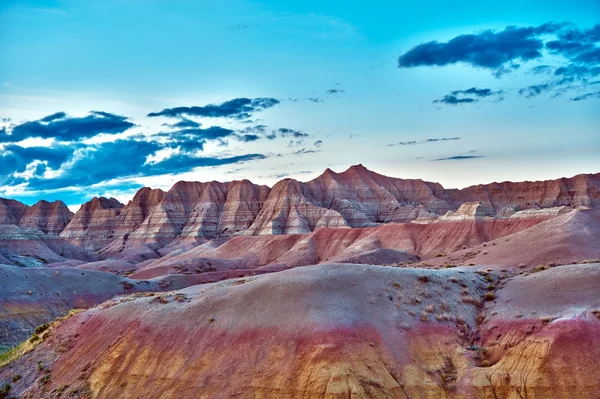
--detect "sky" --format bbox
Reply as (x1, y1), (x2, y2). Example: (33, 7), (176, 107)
(1, 0), (599, 210)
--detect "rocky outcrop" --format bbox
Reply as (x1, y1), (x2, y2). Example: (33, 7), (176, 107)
(445, 172), (600, 214)
(59, 197), (124, 251)
(18, 200), (73, 235)
(0, 198), (29, 225)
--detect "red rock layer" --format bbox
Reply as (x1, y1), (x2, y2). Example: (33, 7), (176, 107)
(18, 200), (73, 236)
(0, 198), (29, 225)
(59, 197), (124, 251)
(132, 215), (546, 279)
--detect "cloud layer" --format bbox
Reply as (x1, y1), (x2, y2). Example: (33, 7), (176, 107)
(148, 97), (280, 120)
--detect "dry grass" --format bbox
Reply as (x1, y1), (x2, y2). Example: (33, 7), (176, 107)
(0, 309), (83, 368)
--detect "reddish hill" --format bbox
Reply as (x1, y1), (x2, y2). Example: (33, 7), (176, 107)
(18, 200), (73, 236)
(421, 209), (600, 268)
(2, 263), (598, 398)
(131, 215), (546, 279)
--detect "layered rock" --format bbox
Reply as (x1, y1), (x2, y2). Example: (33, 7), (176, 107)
(59, 197), (124, 251)
(246, 164), (448, 235)
(445, 172), (600, 214)
(18, 200), (73, 235)
(0, 198), (29, 225)
(7, 166), (600, 253)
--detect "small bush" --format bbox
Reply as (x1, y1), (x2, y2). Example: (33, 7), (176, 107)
(34, 324), (50, 335)
(484, 292), (496, 301)
(11, 375), (21, 383)
(0, 383), (11, 398)
(417, 275), (430, 283)
(420, 311), (429, 322)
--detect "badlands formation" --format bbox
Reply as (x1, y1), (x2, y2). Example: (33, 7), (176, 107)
(0, 165), (599, 398)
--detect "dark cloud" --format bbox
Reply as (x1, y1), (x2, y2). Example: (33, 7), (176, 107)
(307, 97), (323, 103)
(292, 148), (319, 155)
(239, 124), (267, 134)
(277, 128), (309, 138)
(156, 126), (236, 152)
(164, 118), (201, 129)
(571, 91), (600, 101)
(433, 87), (504, 105)
(387, 137), (460, 147)
(1, 144), (74, 174)
(435, 155), (484, 161)
(434, 95), (477, 105)
(518, 77), (576, 98)
(147, 97), (280, 120)
(326, 89), (345, 94)
(554, 64), (600, 78)
(529, 65), (554, 74)
(237, 134), (261, 142)
(7, 137), (265, 190)
(39, 112), (67, 122)
(0, 111), (134, 143)
(398, 23), (565, 74)
(314, 140), (323, 147)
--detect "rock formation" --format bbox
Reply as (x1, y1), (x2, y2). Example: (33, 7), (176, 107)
(2, 166), (599, 254)
(18, 200), (73, 236)
(59, 197), (125, 251)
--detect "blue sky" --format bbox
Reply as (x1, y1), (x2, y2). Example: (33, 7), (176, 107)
(1, 0), (599, 209)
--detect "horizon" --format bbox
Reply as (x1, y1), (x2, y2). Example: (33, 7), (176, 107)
(1, 0), (599, 209)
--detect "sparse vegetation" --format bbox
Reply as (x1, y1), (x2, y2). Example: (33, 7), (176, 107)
(0, 383), (11, 399)
(531, 265), (547, 273)
(484, 292), (496, 301)
(34, 323), (50, 335)
(0, 309), (83, 368)
(417, 275), (430, 283)
(430, 355), (457, 392)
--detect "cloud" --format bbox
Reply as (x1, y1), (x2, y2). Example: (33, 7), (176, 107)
(571, 91), (600, 101)
(292, 148), (319, 155)
(518, 77), (575, 98)
(307, 97), (323, 103)
(163, 118), (201, 129)
(398, 23), (565, 74)
(387, 137), (460, 147)
(239, 124), (267, 134)
(398, 22), (600, 94)
(553, 64), (600, 79)
(277, 128), (309, 138)
(314, 140), (323, 147)
(147, 97), (280, 120)
(529, 65), (554, 74)
(0, 111), (134, 142)
(326, 89), (344, 94)
(433, 87), (504, 105)
(6, 137), (265, 190)
(435, 155), (484, 161)
(237, 134), (261, 142)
